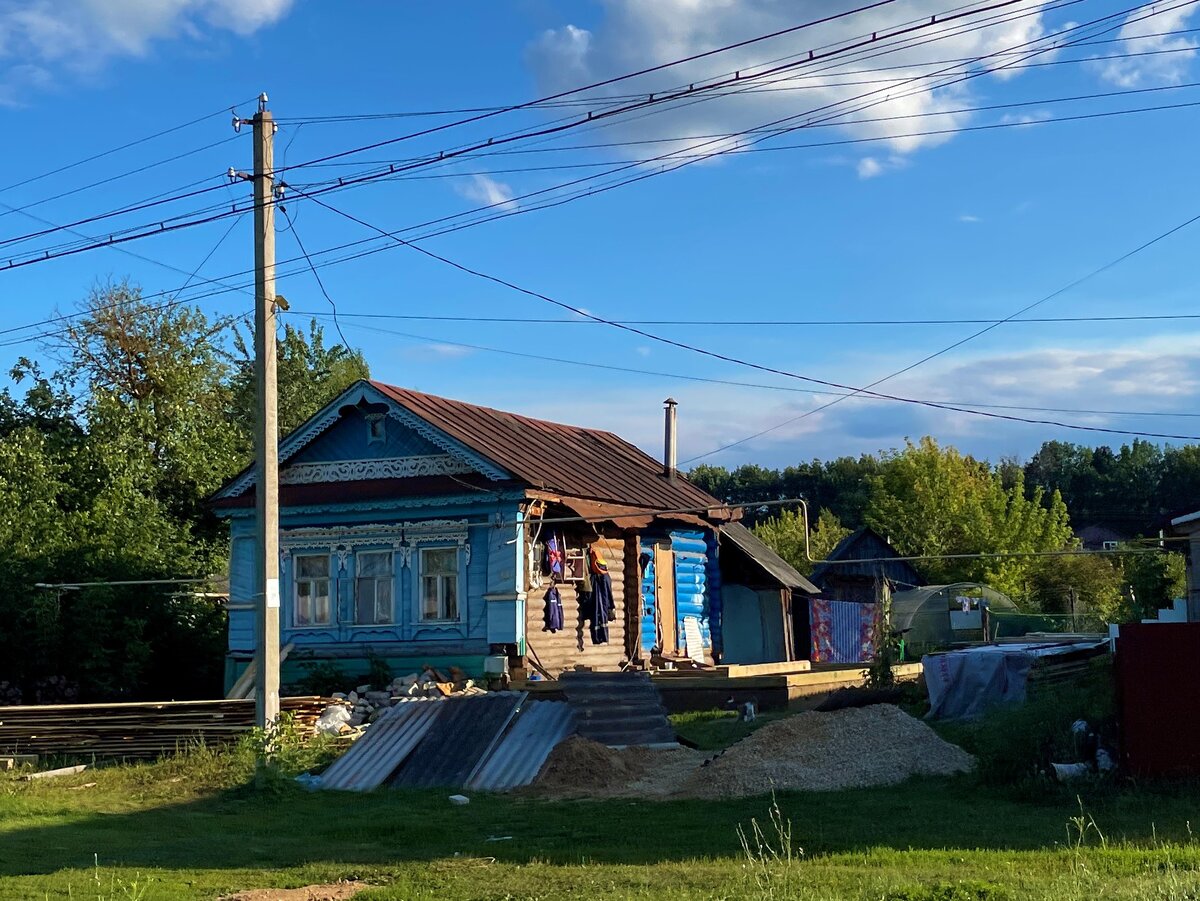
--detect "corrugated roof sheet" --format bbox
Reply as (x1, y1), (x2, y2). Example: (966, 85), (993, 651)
(371, 382), (724, 514)
(720, 522), (819, 593)
(389, 691), (526, 789)
(319, 701), (442, 792)
(466, 700), (576, 792)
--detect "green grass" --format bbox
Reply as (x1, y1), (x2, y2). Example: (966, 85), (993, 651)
(1, 695), (1196, 900)
(3, 734), (1200, 901)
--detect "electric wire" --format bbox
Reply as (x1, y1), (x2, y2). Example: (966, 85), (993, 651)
(0, 0), (1164, 269)
(299, 310), (1200, 421)
(280, 205), (351, 348)
(292, 189), (1200, 444)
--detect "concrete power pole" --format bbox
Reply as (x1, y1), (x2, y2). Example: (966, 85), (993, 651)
(252, 93), (280, 730)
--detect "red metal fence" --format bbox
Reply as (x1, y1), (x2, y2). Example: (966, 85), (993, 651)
(1117, 622), (1200, 777)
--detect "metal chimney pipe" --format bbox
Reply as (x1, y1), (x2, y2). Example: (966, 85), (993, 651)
(663, 397), (678, 480)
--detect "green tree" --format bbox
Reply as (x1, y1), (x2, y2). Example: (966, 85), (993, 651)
(754, 507), (851, 576)
(1123, 550), (1186, 618)
(1026, 554), (1124, 622)
(866, 437), (1073, 598)
(231, 318), (370, 438)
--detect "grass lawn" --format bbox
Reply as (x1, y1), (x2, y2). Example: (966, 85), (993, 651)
(2, 703), (1199, 900)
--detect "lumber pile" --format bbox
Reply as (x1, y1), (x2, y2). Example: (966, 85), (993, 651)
(0, 696), (330, 761)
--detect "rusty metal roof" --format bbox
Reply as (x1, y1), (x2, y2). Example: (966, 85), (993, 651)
(465, 700), (576, 792)
(318, 700), (442, 792)
(371, 382), (724, 515)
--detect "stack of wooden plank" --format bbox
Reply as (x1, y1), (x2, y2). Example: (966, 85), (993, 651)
(0, 696), (330, 761)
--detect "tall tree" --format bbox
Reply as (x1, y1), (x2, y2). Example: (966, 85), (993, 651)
(754, 507), (851, 577)
(866, 437), (1073, 598)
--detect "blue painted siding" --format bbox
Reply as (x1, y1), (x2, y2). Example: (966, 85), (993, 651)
(640, 538), (656, 653)
(290, 408), (442, 463)
(673, 531), (711, 651)
(639, 530), (714, 655)
(226, 498), (525, 661)
(706, 531), (723, 655)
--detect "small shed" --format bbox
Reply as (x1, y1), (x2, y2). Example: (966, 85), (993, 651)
(716, 523), (819, 664)
(890, 582), (1018, 651)
(810, 527), (924, 604)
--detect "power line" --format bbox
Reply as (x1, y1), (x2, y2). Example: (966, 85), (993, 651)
(0, 97), (256, 199)
(294, 189), (1200, 444)
(280, 205), (351, 349)
(0, 0), (1031, 269)
(286, 309), (1200, 328)
(0, 0), (1164, 271)
(274, 26), (1200, 123)
(299, 310), (1200, 422)
(684, 205), (1200, 462)
(278, 0), (907, 172)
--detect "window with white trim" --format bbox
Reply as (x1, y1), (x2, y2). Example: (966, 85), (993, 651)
(355, 550), (394, 625)
(1102, 540), (1119, 551)
(419, 546), (460, 622)
(294, 554), (332, 626)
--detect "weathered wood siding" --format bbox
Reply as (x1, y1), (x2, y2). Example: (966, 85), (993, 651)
(525, 533), (627, 675)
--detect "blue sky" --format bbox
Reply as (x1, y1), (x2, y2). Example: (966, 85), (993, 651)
(0, 0), (1198, 469)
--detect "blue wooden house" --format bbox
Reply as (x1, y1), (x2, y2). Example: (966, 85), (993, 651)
(212, 380), (805, 689)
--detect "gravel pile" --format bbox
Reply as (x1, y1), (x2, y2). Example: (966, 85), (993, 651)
(677, 704), (974, 797)
(530, 705), (973, 799)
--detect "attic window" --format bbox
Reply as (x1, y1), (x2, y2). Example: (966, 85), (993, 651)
(366, 414), (386, 445)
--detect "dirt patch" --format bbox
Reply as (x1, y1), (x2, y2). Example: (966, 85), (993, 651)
(528, 735), (704, 798)
(221, 883), (366, 900)
(530, 706), (972, 799)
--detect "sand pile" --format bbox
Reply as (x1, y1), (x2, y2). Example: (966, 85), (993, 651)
(677, 704), (974, 797)
(531, 705), (973, 799)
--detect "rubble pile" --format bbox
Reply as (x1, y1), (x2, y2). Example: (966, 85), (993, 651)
(316, 666), (487, 735)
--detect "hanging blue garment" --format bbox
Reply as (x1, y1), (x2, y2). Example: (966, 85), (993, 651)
(544, 586), (564, 633)
(589, 573), (614, 645)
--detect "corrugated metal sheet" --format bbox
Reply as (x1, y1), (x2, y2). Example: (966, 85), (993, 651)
(674, 531), (710, 649)
(706, 531), (724, 654)
(720, 523), (818, 592)
(319, 701), (443, 792)
(561, 672), (676, 747)
(372, 382), (723, 512)
(390, 692), (527, 789)
(1118, 623), (1200, 777)
(466, 700), (576, 791)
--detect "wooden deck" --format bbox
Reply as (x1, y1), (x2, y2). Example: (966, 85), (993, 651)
(518, 662), (923, 712)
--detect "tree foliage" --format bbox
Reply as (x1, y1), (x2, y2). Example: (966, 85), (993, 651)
(0, 284), (367, 702)
(754, 507), (850, 577)
(864, 438), (1074, 598)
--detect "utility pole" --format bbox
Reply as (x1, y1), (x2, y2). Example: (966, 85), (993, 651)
(251, 93), (280, 730)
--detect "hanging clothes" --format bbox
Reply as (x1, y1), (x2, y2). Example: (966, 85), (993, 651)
(588, 546), (609, 575)
(544, 586), (564, 633)
(588, 571), (615, 645)
(545, 535), (563, 577)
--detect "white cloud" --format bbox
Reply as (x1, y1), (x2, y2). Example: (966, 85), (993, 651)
(856, 154), (907, 179)
(999, 110), (1052, 127)
(1093, 4), (1199, 88)
(958, 214), (982, 223)
(527, 1), (1052, 172)
(0, 0), (293, 101)
(400, 343), (475, 361)
(856, 157), (884, 179)
(457, 174), (519, 212)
